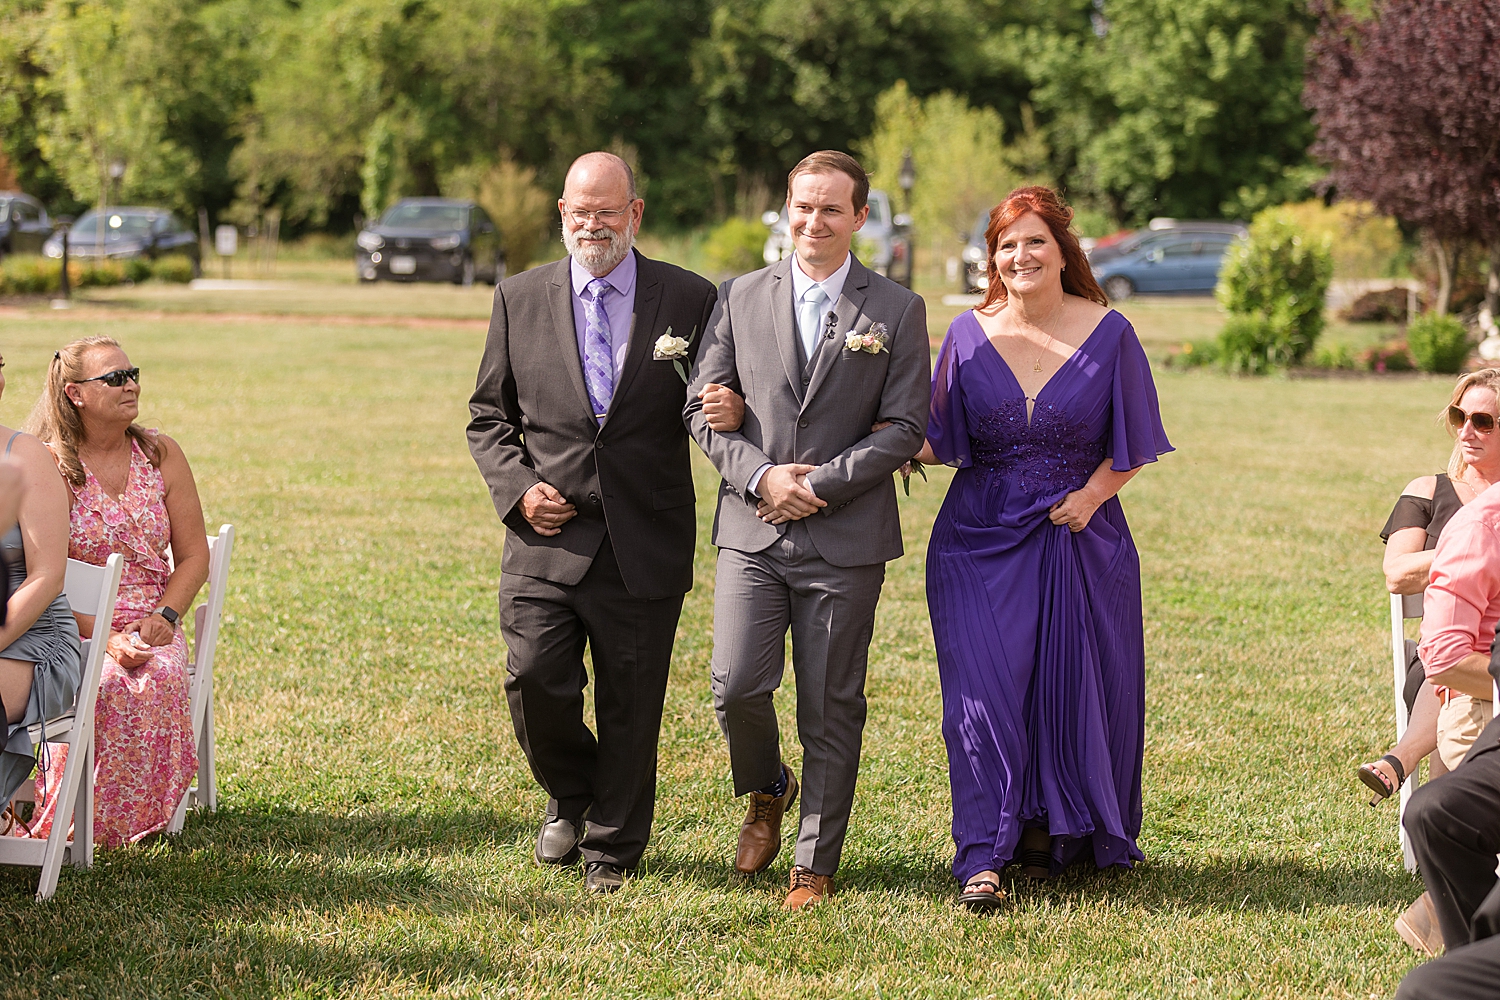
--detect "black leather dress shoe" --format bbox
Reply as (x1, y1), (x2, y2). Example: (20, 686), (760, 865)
(584, 861), (627, 894)
(534, 815), (582, 866)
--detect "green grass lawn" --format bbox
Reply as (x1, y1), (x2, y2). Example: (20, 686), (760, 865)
(0, 299), (1457, 998)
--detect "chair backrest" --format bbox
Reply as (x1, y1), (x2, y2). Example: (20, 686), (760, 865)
(191, 524), (234, 680)
(1400, 591), (1423, 620)
(60, 553), (124, 736)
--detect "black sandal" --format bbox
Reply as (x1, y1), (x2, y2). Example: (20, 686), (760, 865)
(958, 876), (1007, 911)
(1358, 754), (1407, 807)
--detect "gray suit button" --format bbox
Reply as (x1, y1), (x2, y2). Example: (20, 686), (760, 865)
(801, 376), (810, 385)
(798, 419), (809, 428)
(588, 492), (600, 504)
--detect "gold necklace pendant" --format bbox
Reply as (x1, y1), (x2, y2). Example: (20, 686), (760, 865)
(1033, 359), (1043, 372)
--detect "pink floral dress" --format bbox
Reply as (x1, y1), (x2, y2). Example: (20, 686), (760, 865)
(26, 435), (198, 847)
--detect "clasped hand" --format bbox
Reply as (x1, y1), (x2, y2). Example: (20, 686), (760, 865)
(756, 464), (825, 524)
(698, 383), (744, 433)
(108, 621), (164, 668)
(519, 482), (576, 536)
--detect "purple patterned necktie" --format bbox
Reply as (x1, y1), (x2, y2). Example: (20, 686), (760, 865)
(582, 278), (614, 420)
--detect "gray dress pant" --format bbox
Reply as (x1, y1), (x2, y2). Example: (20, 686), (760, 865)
(711, 518), (885, 876)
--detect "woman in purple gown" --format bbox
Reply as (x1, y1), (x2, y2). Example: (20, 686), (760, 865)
(915, 187), (1172, 909)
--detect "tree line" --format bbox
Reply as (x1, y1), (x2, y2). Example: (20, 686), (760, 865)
(0, 0), (1321, 241)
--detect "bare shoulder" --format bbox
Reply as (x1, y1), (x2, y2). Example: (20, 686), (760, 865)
(151, 431), (191, 467)
(1063, 295), (1112, 344)
(0, 427), (59, 471)
(1400, 475), (1438, 501)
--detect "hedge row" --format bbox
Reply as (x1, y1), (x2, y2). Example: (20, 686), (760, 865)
(0, 254), (194, 295)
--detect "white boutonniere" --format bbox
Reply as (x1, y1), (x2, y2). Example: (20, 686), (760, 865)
(845, 321), (889, 355)
(653, 325), (699, 382)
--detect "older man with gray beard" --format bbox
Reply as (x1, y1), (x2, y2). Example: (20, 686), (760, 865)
(468, 152), (736, 893)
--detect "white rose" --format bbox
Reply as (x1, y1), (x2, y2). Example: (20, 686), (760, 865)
(654, 334), (690, 359)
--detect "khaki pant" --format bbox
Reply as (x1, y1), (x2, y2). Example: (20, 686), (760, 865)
(1437, 692), (1494, 771)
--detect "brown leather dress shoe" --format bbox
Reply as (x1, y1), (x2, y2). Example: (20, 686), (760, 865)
(735, 763), (798, 874)
(782, 865), (833, 910)
(1395, 891), (1444, 957)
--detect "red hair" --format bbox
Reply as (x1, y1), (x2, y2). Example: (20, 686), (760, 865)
(979, 185), (1108, 310)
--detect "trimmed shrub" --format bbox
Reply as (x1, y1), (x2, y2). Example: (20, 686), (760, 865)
(123, 257), (152, 283)
(69, 260), (125, 288)
(0, 255), (60, 295)
(1341, 287), (1410, 323)
(1406, 312), (1471, 374)
(1216, 209), (1335, 370)
(703, 217), (767, 277)
(152, 255), (195, 283)
(1216, 314), (1280, 375)
(1312, 342), (1358, 370)
(1360, 342), (1416, 372)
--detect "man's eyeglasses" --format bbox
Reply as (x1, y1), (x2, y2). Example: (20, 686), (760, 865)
(75, 367), (140, 388)
(563, 206), (631, 226)
(1449, 405), (1496, 433)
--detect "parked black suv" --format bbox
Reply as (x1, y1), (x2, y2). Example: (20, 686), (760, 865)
(45, 207), (200, 269)
(0, 192), (54, 258)
(356, 198), (504, 286)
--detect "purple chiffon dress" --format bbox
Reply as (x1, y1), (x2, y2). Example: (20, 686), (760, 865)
(926, 309), (1172, 882)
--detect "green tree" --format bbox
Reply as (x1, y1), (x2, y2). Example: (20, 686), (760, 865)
(860, 81), (1031, 244)
(1028, 0), (1319, 224)
(34, 0), (194, 218)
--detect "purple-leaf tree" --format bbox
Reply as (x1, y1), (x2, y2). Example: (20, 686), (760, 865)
(1305, 0), (1500, 316)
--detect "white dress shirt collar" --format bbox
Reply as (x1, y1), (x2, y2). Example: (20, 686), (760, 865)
(790, 251), (852, 307)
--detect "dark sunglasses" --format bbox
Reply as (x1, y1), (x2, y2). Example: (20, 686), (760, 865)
(1449, 405), (1496, 433)
(75, 367), (140, 388)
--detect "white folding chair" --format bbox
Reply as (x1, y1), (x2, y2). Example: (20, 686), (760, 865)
(167, 524), (234, 835)
(0, 554), (123, 900)
(1390, 590), (1424, 873)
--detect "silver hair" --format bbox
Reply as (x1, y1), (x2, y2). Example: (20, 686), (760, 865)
(562, 223), (634, 277)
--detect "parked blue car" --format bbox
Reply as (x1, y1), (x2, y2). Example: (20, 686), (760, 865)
(1090, 222), (1246, 300)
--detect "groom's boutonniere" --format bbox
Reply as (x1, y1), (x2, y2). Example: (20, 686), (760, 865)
(653, 325), (698, 382)
(845, 321), (889, 355)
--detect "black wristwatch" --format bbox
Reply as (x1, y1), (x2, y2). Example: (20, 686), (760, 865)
(153, 605), (180, 628)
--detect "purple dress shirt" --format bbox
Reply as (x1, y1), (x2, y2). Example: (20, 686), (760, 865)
(571, 250), (638, 382)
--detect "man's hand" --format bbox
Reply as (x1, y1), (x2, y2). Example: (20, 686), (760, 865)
(699, 383), (745, 433)
(756, 464), (825, 524)
(517, 482), (576, 536)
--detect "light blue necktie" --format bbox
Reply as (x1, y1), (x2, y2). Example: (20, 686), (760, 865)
(798, 284), (827, 361)
(582, 278), (614, 420)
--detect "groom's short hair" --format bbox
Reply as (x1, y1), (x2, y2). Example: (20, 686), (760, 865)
(787, 151), (869, 213)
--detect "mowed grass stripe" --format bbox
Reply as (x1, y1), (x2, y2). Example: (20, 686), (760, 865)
(0, 312), (1446, 998)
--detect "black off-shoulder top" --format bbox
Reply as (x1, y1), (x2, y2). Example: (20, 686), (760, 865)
(1381, 473), (1463, 551)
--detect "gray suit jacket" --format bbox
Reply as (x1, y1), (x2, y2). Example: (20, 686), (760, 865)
(684, 256), (929, 567)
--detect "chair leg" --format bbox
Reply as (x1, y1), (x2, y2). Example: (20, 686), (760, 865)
(36, 737), (87, 901)
(74, 744), (93, 869)
(201, 697), (216, 813)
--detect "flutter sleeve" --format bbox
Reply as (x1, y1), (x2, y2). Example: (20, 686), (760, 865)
(927, 318), (971, 468)
(1109, 320), (1173, 471)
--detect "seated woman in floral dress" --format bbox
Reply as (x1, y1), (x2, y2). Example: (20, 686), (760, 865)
(23, 336), (209, 846)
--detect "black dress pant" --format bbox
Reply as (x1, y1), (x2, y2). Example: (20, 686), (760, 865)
(498, 536), (683, 869)
(1398, 719), (1500, 999)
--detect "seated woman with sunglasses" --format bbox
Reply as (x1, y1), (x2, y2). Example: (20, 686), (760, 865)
(1364, 369), (1500, 815)
(20, 336), (209, 846)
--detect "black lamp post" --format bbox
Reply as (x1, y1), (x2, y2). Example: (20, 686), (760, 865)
(898, 149), (916, 285)
(57, 220), (71, 301)
(898, 149), (916, 212)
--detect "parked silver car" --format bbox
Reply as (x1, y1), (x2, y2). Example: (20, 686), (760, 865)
(761, 189), (913, 288)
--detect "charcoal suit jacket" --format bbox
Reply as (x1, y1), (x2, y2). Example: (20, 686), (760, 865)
(467, 250), (717, 599)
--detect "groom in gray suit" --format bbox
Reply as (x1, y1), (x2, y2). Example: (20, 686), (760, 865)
(685, 150), (929, 909)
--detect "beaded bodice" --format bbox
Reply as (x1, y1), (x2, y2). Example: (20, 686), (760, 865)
(970, 398), (1105, 496)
